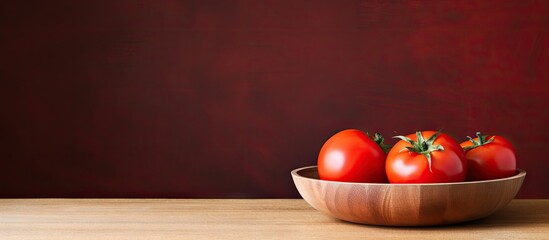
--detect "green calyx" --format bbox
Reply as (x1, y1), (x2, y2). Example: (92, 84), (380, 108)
(463, 132), (495, 151)
(393, 130), (445, 173)
(367, 132), (392, 154)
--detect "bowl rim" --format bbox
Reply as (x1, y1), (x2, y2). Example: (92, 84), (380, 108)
(292, 166), (526, 186)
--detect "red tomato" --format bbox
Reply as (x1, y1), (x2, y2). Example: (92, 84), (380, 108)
(317, 129), (388, 183)
(460, 132), (517, 181)
(386, 130), (466, 183)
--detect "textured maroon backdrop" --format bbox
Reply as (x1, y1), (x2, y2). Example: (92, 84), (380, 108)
(0, 1), (547, 198)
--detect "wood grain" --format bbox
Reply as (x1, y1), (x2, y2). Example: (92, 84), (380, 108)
(292, 166), (526, 226)
(0, 199), (547, 240)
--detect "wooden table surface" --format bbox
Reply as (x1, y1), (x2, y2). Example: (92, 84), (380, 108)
(0, 199), (547, 239)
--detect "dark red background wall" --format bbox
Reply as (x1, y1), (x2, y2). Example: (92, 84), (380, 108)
(0, 1), (547, 198)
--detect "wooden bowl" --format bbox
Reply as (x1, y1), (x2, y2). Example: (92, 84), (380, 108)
(291, 166), (526, 226)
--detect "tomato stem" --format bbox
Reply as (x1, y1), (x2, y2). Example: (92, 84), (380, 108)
(393, 130), (445, 173)
(368, 132), (392, 154)
(477, 132), (485, 144)
(463, 132), (495, 151)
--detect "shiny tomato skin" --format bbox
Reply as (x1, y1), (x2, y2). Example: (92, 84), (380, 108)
(460, 136), (516, 181)
(386, 131), (467, 183)
(317, 129), (388, 183)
